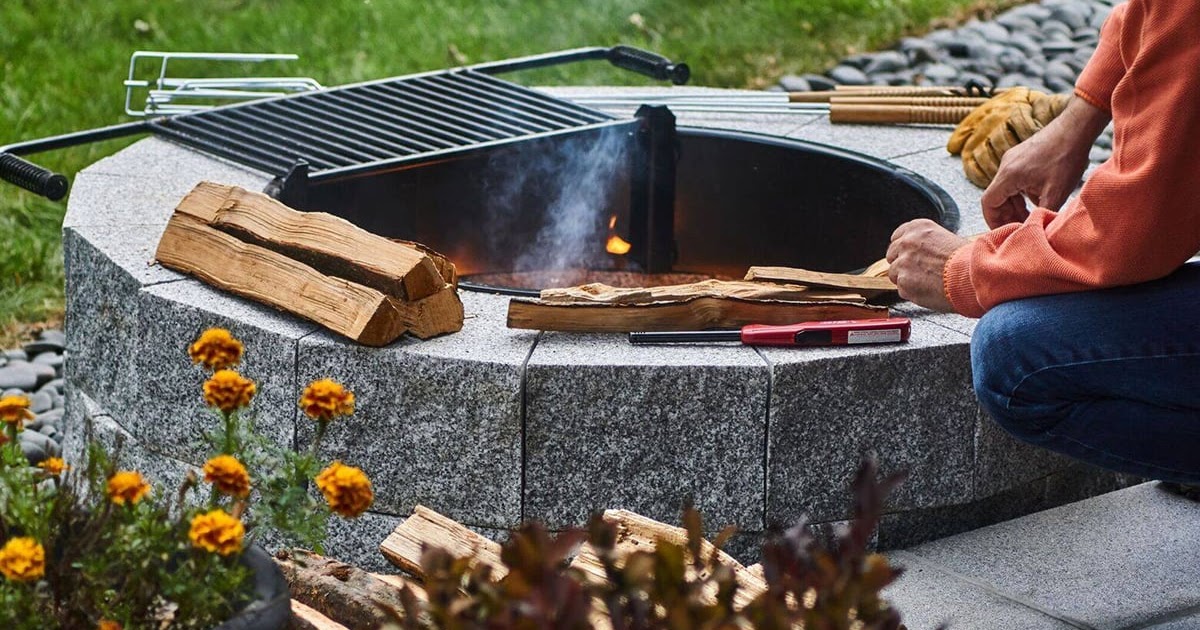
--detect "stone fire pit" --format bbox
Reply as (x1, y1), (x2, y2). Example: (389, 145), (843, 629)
(61, 87), (1134, 571)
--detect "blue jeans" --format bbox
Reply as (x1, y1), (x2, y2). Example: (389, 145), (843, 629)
(972, 262), (1200, 484)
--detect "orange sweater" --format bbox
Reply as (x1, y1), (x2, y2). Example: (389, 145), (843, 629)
(943, 1), (1200, 318)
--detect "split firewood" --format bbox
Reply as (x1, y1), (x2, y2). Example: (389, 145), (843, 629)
(380, 505), (506, 579)
(288, 599), (348, 630)
(745, 265), (897, 298)
(538, 279), (866, 305)
(155, 214), (463, 345)
(276, 549), (418, 628)
(569, 510), (767, 611)
(507, 296), (887, 333)
(175, 181), (451, 300)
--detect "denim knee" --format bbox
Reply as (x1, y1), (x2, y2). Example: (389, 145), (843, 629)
(969, 300), (1063, 440)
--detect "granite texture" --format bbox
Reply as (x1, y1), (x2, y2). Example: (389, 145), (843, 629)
(295, 292), (533, 529)
(133, 280), (318, 464)
(904, 483), (1200, 629)
(788, 121), (950, 162)
(892, 147), (989, 237)
(885, 551), (1078, 630)
(971, 403), (1074, 499)
(524, 332), (769, 531)
(762, 318), (976, 527)
(877, 475), (1050, 550)
(80, 137), (270, 188)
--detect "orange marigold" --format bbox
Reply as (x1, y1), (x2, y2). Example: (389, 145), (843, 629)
(0, 395), (34, 430)
(107, 470), (151, 506)
(203, 455), (251, 498)
(0, 537), (45, 582)
(188, 327), (244, 371)
(98, 621), (122, 630)
(203, 369), (257, 413)
(315, 461), (373, 517)
(189, 509), (245, 556)
(299, 379), (355, 422)
(37, 457), (69, 476)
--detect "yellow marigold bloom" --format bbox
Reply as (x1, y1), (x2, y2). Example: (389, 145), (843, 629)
(107, 470), (151, 506)
(98, 621), (122, 630)
(189, 509), (245, 556)
(0, 395), (34, 430)
(203, 369), (257, 413)
(188, 327), (244, 371)
(37, 457), (69, 476)
(315, 461), (373, 517)
(203, 455), (251, 498)
(299, 379), (355, 422)
(0, 537), (45, 582)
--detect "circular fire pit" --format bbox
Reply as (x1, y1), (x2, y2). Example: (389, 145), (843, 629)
(62, 87), (1135, 571)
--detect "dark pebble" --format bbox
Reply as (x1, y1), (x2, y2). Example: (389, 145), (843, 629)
(0, 364), (39, 391)
(38, 378), (64, 395)
(1089, 146), (1112, 163)
(22, 340), (63, 356)
(1009, 4), (1052, 22)
(839, 53), (875, 70)
(20, 430), (59, 458)
(864, 51), (908, 74)
(827, 65), (869, 86)
(922, 63), (959, 84)
(778, 74), (811, 92)
(1042, 42), (1079, 56)
(38, 425), (55, 437)
(970, 21), (1010, 43)
(38, 330), (66, 346)
(800, 74), (837, 91)
(21, 441), (47, 465)
(899, 38), (941, 64)
(29, 391), (53, 414)
(1049, 5), (1089, 31)
(28, 363), (55, 387)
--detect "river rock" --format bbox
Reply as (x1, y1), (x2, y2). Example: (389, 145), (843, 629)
(800, 74), (836, 91)
(39, 378), (65, 394)
(921, 63), (959, 84)
(32, 352), (63, 369)
(28, 391), (53, 414)
(828, 65), (869, 86)
(778, 74), (810, 92)
(864, 51), (908, 75)
(899, 38), (941, 64)
(22, 340), (63, 356)
(1049, 3), (1089, 31)
(20, 440), (47, 465)
(3, 350), (27, 362)
(38, 330), (65, 346)
(0, 364), (38, 391)
(20, 429), (59, 458)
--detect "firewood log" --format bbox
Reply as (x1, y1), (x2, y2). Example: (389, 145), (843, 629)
(379, 505), (506, 578)
(276, 549), (419, 628)
(538, 279), (865, 305)
(288, 599), (348, 630)
(744, 265), (897, 297)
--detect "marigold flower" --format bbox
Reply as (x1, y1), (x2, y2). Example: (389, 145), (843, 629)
(299, 379), (355, 422)
(37, 457), (69, 476)
(188, 327), (244, 371)
(203, 455), (251, 498)
(203, 369), (257, 413)
(0, 395), (34, 430)
(0, 537), (45, 582)
(98, 621), (122, 630)
(107, 470), (151, 506)
(315, 461), (373, 517)
(189, 509), (245, 556)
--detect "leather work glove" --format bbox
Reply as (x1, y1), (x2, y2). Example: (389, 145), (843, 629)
(947, 88), (1071, 188)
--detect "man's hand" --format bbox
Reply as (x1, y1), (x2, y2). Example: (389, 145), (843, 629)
(886, 219), (969, 312)
(980, 96), (1111, 228)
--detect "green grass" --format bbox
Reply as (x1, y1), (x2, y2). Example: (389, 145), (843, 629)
(0, 0), (1012, 339)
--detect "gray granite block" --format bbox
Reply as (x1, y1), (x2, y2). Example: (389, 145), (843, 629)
(63, 228), (152, 418)
(891, 147), (989, 237)
(80, 137), (270, 189)
(786, 119), (950, 160)
(891, 300), (979, 338)
(525, 334), (769, 531)
(133, 280), (318, 464)
(1041, 461), (1144, 507)
(1141, 611), (1200, 629)
(972, 404), (1075, 499)
(903, 483), (1200, 628)
(296, 292), (532, 529)
(885, 551), (1079, 630)
(762, 318), (975, 527)
(65, 171), (201, 229)
(878, 476), (1049, 550)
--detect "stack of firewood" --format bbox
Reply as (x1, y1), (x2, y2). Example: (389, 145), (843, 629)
(280, 505), (769, 629)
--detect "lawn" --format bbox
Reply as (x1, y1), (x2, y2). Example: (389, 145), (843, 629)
(0, 0), (1014, 344)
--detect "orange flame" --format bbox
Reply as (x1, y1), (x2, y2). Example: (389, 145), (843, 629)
(606, 235), (632, 255)
(605, 214), (630, 255)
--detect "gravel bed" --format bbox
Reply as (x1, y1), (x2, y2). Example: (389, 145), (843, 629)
(777, 0), (1118, 168)
(2, 329), (66, 464)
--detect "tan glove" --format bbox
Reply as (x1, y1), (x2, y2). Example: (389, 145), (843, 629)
(947, 89), (1070, 188)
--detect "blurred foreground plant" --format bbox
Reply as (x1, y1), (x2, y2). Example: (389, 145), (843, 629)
(0, 327), (374, 628)
(383, 458), (908, 630)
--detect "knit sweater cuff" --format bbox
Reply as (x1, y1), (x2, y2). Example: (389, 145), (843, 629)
(943, 244), (985, 318)
(1073, 5), (1126, 111)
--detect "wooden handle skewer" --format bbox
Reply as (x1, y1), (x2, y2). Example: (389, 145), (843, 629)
(790, 86), (1009, 103)
(828, 95), (988, 107)
(829, 104), (976, 125)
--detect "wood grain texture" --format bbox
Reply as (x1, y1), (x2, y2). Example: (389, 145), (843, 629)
(175, 181), (448, 301)
(507, 297), (886, 332)
(155, 214), (462, 345)
(538, 279), (865, 305)
(745, 265), (898, 295)
(277, 550), (410, 628)
(380, 505), (506, 579)
(288, 600), (348, 630)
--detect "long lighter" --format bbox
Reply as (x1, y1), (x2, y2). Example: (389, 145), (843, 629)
(628, 317), (911, 347)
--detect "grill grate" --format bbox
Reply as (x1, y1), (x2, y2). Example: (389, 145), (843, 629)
(148, 69), (620, 182)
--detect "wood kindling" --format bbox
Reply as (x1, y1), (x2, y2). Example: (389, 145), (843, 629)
(155, 181), (463, 345)
(277, 549), (422, 628)
(379, 504), (506, 579)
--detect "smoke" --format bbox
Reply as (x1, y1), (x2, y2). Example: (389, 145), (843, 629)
(481, 124), (631, 272)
